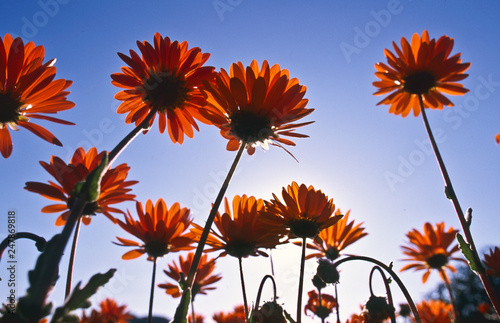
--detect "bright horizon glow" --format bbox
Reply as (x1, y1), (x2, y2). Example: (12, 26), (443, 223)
(2, 1), (500, 322)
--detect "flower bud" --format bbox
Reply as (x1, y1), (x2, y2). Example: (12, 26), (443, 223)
(316, 259), (339, 284)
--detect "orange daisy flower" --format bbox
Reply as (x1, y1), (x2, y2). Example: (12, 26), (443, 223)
(483, 246), (500, 277)
(213, 305), (246, 323)
(260, 182), (343, 239)
(114, 198), (194, 260)
(24, 147), (137, 226)
(301, 209), (368, 260)
(80, 298), (134, 323)
(414, 299), (453, 323)
(111, 33), (216, 144)
(496, 133), (500, 144)
(188, 314), (205, 323)
(0, 33), (75, 158)
(400, 222), (466, 283)
(304, 290), (337, 320)
(200, 60), (314, 155)
(373, 30), (471, 117)
(190, 195), (284, 258)
(158, 252), (222, 299)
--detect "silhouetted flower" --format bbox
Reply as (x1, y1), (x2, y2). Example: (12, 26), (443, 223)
(0, 33), (74, 158)
(483, 246), (500, 277)
(400, 222), (465, 283)
(114, 199), (193, 260)
(200, 60), (313, 155)
(111, 32), (216, 143)
(304, 290), (336, 320)
(373, 30), (470, 117)
(25, 147), (137, 225)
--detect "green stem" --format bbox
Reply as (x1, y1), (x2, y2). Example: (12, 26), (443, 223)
(0, 232), (46, 260)
(318, 289), (325, 323)
(297, 237), (307, 323)
(334, 255), (422, 323)
(65, 217), (82, 299)
(238, 257), (249, 322)
(148, 257), (158, 323)
(185, 141), (246, 289)
(419, 95), (500, 317)
(108, 107), (157, 165)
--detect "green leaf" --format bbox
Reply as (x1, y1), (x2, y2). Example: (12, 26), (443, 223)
(73, 153), (108, 203)
(284, 310), (296, 323)
(51, 268), (116, 323)
(171, 288), (191, 323)
(457, 233), (480, 273)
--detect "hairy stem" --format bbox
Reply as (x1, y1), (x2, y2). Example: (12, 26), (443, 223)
(297, 237), (307, 323)
(148, 257), (158, 323)
(419, 95), (500, 316)
(65, 217), (82, 299)
(239, 257), (249, 322)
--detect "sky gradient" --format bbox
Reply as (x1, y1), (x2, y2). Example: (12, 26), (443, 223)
(2, 1), (500, 322)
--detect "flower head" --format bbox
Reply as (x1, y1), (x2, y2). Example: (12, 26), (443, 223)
(111, 33), (216, 144)
(302, 209), (368, 260)
(80, 298), (134, 323)
(261, 182), (342, 239)
(213, 305), (246, 323)
(304, 290), (336, 320)
(191, 195), (284, 258)
(114, 199), (193, 260)
(252, 301), (286, 323)
(201, 60), (313, 155)
(483, 246), (500, 277)
(373, 30), (471, 117)
(400, 222), (465, 283)
(363, 295), (394, 322)
(24, 147), (137, 226)
(158, 252), (222, 299)
(0, 33), (75, 158)
(414, 299), (453, 323)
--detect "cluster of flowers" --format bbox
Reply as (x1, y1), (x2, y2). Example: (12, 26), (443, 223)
(2, 29), (500, 323)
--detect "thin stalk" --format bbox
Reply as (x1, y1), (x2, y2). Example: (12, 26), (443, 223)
(238, 257), (249, 322)
(191, 298), (195, 323)
(335, 284), (340, 323)
(369, 266), (396, 323)
(65, 217), (82, 298)
(254, 275), (278, 309)
(108, 107), (157, 165)
(148, 256), (158, 323)
(297, 237), (307, 323)
(334, 255), (421, 323)
(185, 141), (246, 289)
(439, 268), (458, 322)
(419, 95), (500, 316)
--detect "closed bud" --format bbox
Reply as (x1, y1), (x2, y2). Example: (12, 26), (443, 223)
(316, 259), (339, 284)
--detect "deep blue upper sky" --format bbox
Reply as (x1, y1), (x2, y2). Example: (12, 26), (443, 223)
(2, 1), (500, 321)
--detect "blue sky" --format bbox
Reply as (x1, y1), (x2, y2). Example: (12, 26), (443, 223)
(2, 1), (500, 321)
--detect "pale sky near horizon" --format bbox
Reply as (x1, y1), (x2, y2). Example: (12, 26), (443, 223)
(2, 1), (500, 322)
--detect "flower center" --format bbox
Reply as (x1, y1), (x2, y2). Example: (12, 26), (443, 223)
(290, 218), (320, 239)
(144, 240), (169, 258)
(403, 71), (436, 95)
(141, 72), (188, 112)
(426, 252), (449, 269)
(226, 240), (256, 258)
(0, 92), (22, 125)
(325, 246), (340, 261)
(229, 110), (274, 143)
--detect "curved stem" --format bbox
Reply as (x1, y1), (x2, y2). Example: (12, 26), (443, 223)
(238, 257), (249, 322)
(254, 275), (278, 309)
(65, 217), (82, 298)
(108, 107), (157, 165)
(148, 257), (158, 323)
(0, 232), (46, 261)
(439, 268), (458, 321)
(419, 95), (500, 316)
(185, 141), (246, 289)
(297, 237), (307, 323)
(334, 255), (421, 323)
(369, 266), (396, 323)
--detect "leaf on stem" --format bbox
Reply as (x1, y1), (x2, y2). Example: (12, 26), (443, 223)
(457, 233), (480, 273)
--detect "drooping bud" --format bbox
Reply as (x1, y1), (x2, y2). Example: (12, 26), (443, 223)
(316, 258), (339, 284)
